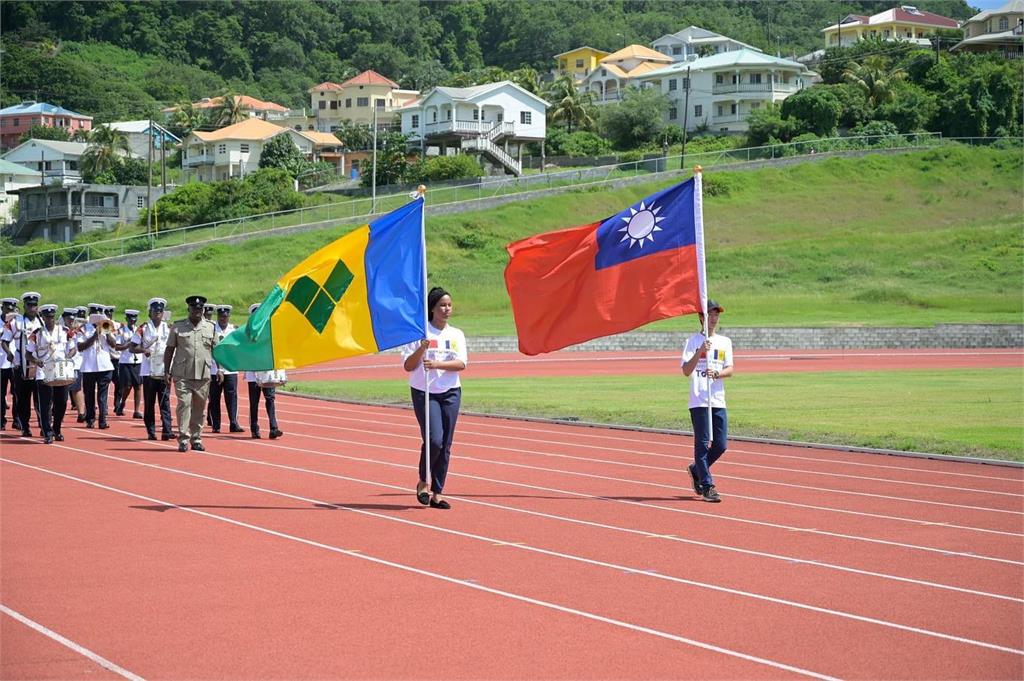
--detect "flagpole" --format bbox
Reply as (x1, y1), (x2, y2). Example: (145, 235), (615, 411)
(692, 165), (712, 446)
(417, 184), (431, 493)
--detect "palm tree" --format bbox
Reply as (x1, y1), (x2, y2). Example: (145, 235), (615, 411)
(81, 125), (131, 178)
(843, 56), (906, 108)
(171, 100), (208, 136)
(508, 67), (540, 93)
(545, 75), (596, 133)
(213, 93), (249, 127)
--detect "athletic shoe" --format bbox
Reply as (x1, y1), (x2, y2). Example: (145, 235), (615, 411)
(687, 464), (702, 496)
(701, 485), (722, 503)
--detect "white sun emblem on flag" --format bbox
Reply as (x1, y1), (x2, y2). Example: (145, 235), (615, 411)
(618, 201), (665, 248)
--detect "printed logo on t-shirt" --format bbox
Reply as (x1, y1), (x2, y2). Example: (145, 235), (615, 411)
(712, 349), (726, 362)
(427, 339), (458, 351)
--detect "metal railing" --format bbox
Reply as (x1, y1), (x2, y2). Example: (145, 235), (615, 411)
(712, 82), (799, 95)
(5, 133), (1009, 275)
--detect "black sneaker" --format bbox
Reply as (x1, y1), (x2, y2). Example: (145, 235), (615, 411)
(701, 485), (722, 503)
(687, 464), (702, 496)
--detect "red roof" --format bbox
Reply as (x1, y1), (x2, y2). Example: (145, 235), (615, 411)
(339, 70), (400, 89)
(310, 81), (344, 92)
(892, 7), (959, 28)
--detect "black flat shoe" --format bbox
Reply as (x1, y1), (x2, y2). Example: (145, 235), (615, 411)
(148, 434), (157, 441)
(76, 415), (86, 423)
(21, 430), (32, 437)
(161, 433), (174, 441)
(98, 422), (110, 430)
(269, 429), (283, 439)
(251, 432), (261, 439)
(416, 490), (430, 506)
(191, 442), (205, 451)
(229, 425), (245, 433)
(429, 499), (451, 510)
(211, 428), (220, 434)
(43, 435), (53, 444)
(133, 412), (144, 419)
(177, 442), (188, 452)
(54, 433), (64, 442)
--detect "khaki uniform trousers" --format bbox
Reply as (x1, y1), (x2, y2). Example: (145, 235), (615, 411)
(174, 377), (210, 445)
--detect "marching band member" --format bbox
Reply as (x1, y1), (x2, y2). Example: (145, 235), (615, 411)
(114, 309), (144, 418)
(244, 303), (283, 440)
(203, 303), (215, 322)
(61, 308), (86, 421)
(208, 304), (243, 434)
(2, 292), (43, 437)
(103, 305), (122, 413)
(27, 304), (77, 444)
(77, 303), (117, 429)
(163, 295), (217, 452)
(0, 297), (18, 431)
(130, 298), (173, 441)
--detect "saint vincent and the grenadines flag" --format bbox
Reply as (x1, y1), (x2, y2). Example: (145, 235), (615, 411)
(213, 197), (426, 371)
(505, 175), (707, 356)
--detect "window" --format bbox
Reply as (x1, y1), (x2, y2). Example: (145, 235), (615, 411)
(668, 78), (678, 91)
(218, 144), (226, 154)
(345, 98), (352, 108)
(329, 101), (338, 109)
(559, 59), (567, 70)
(472, 109), (479, 121)
(318, 100), (326, 109)
(601, 69), (607, 76)
(446, 109), (452, 120)
(432, 111), (438, 122)
(999, 17), (1009, 30)
(357, 97), (369, 107)
(730, 104), (737, 115)
(137, 196), (146, 208)
(731, 74), (738, 84)
(752, 73), (762, 84)
(12, 118), (18, 126)
(668, 107), (677, 120)
(717, 105), (723, 117)
(575, 58), (584, 68)
(497, 112), (503, 122)
(294, 125), (302, 130)
(682, 77), (690, 90)
(715, 74), (724, 84)
(240, 143), (250, 153)
(411, 114), (419, 128)
(672, 46), (682, 55)
(375, 99), (385, 108)
(750, 102), (761, 110)
(694, 104), (703, 117)
(520, 111), (532, 125)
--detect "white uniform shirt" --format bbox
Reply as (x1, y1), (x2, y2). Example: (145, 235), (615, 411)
(78, 323), (115, 373)
(2, 314), (42, 372)
(681, 332), (733, 409)
(401, 323), (468, 393)
(27, 325), (76, 382)
(130, 321), (170, 378)
(107, 321), (121, 362)
(117, 324), (143, 364)
(211, 322), (237, 376)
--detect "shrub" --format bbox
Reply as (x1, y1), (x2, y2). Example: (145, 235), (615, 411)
(559, 131), (613, 157)
(420, 154), (484, 181)
(850, 120), (900, 138)
(781, 87), (843, 137)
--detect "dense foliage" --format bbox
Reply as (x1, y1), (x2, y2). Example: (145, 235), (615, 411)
(148, 167), (303, 227)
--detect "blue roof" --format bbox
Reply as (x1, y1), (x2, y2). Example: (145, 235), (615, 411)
(0, 101), (92, 119)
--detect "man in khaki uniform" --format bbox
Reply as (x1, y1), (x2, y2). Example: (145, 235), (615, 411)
(163, 295), (217, 452)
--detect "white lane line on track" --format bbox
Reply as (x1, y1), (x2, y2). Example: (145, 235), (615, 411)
(270, 405), (1024, 500)
(278, 397), (1024, 484)
(269, 409), (1024, 518)
(0, 457), (841, 681)
(7, 448), (1023, 659)
(1, 604), (145, 681)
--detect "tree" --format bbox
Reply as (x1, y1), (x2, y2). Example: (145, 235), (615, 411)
(213, 93), (249, 128)
(545, 75), (596, 133)
(81, 125), (130, 180)
(877, 83), (937, 132)
(19, 124), (71, 144)
(780, 87), (842, 137)
(170, 100), (208, 137)
(598, 86), (670, 150)
(334, 121), (374, 151)
(843, 55), (906, 108)
(360, 131), (411, 188)
(745, 104), (796, 147)
(258, 134), (308, 176)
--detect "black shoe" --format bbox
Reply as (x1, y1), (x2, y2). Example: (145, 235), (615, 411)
(148, 434), (157, 441)
(13, 420), (23, 430)
(269, 429), (283, 439)
(43, 434), (53, 444)
(85, 421), (94, 429)
(687, 464), (702, 496)
(416, 490), (430, 506)
(114, 409), (124, 417)
(133, 412), (143, 419)
(161, 433), (174, 441)
(98, 422), (110, 430)
(191, 442), (205, 452)
(701, 485), (722, 503)
(211, 428), (220, 434)
(177, 442), (188, 452)
(76, 414), (86, 423)
(21, 429), (31, 437)
(229, 425), (244, 433)
(251, 432), (261, 439)
(429, 498), (451, 510)
(54, 433), (64, 442)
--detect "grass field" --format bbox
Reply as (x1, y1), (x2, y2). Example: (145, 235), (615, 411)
(284, 368), (1024, 461)
(3, 145), (1021, 334)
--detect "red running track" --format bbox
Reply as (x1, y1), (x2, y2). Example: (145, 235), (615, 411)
(286, 348), (1024, 381)
(2, 394), (1022, 680)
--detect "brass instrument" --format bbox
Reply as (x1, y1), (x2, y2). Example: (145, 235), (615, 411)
(99, 319), (115, 333)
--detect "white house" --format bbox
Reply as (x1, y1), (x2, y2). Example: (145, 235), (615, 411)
(397, 81), (548, 176)
(1, 139), (89, 185)
(651, 26), (763, 62)
(580, 44), (674, 103)
(0, 158), (39, 226)
(107, 120), (182, 159)
(952, 0), (1024, 57)
(637, 49), (810, 133)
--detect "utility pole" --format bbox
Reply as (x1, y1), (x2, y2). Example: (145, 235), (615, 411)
(680, 66), (691, 171)
(836, 15), (841, 49)
(160, 126), (167, 191)
(147, 117), (153, 245)
(371, 105), (378, 214)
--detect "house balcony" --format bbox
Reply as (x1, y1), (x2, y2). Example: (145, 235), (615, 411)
(712, 82), (799, 95)
(21, 204), (120, 222)
(423, 119), (516, 138)
(183, 154), (215, 167)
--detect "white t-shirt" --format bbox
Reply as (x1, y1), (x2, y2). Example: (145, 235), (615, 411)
(401, 323), (468, 393)
(78, 323), (115, 373)
(2, 315), (42, 372)
(117, 324), (143, 364)
(27, 325), (77, 382)
(681, 332), (733, 409)
(130, 321), (170, 378)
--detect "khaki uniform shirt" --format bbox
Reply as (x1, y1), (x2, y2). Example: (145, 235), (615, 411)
(166, 318), (217, 380)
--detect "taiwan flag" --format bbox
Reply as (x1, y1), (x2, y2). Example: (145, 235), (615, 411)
(504, 175), (707, 355)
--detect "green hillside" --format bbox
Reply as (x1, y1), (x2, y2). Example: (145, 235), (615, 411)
(3, 146), (1021, 333)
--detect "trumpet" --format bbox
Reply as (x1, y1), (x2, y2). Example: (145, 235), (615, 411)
(99, 319), (115, 333)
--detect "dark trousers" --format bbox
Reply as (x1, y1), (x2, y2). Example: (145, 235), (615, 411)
(37, 381), (69, 437)
(1, 366), (14, 428)
(689, 407), (728, 490)
(12, 367), (36, 433)
(247, 381), (277, 433)
(411, 387), (461, 494)
(117, 363), (142, 412)
(82, 370), (113, 426)
(209, 374), (239, 430)
(143, 376), (173, 437)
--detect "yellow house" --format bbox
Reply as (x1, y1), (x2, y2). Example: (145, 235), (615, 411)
(822, 5), (959, 48)
(308, 70), (419, 131)
(552, 46), (611, 83)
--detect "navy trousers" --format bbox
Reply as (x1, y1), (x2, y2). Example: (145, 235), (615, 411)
(411, 387), (461, 494)
(248, 382), (278, 433)
(143, 376), (173, 437)
(37, 381), (68, 437)
(689, 407), (728, 490)
(209, 374), (239, 430)
(82, 370), (113, 426)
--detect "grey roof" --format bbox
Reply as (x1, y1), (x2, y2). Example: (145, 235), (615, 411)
(0, 158), (38, 175)
(2, 139), (89, 158)
(641, 48), (806, 78)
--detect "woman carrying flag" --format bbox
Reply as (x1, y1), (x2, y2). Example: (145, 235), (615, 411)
(402, 287), (468, 510)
